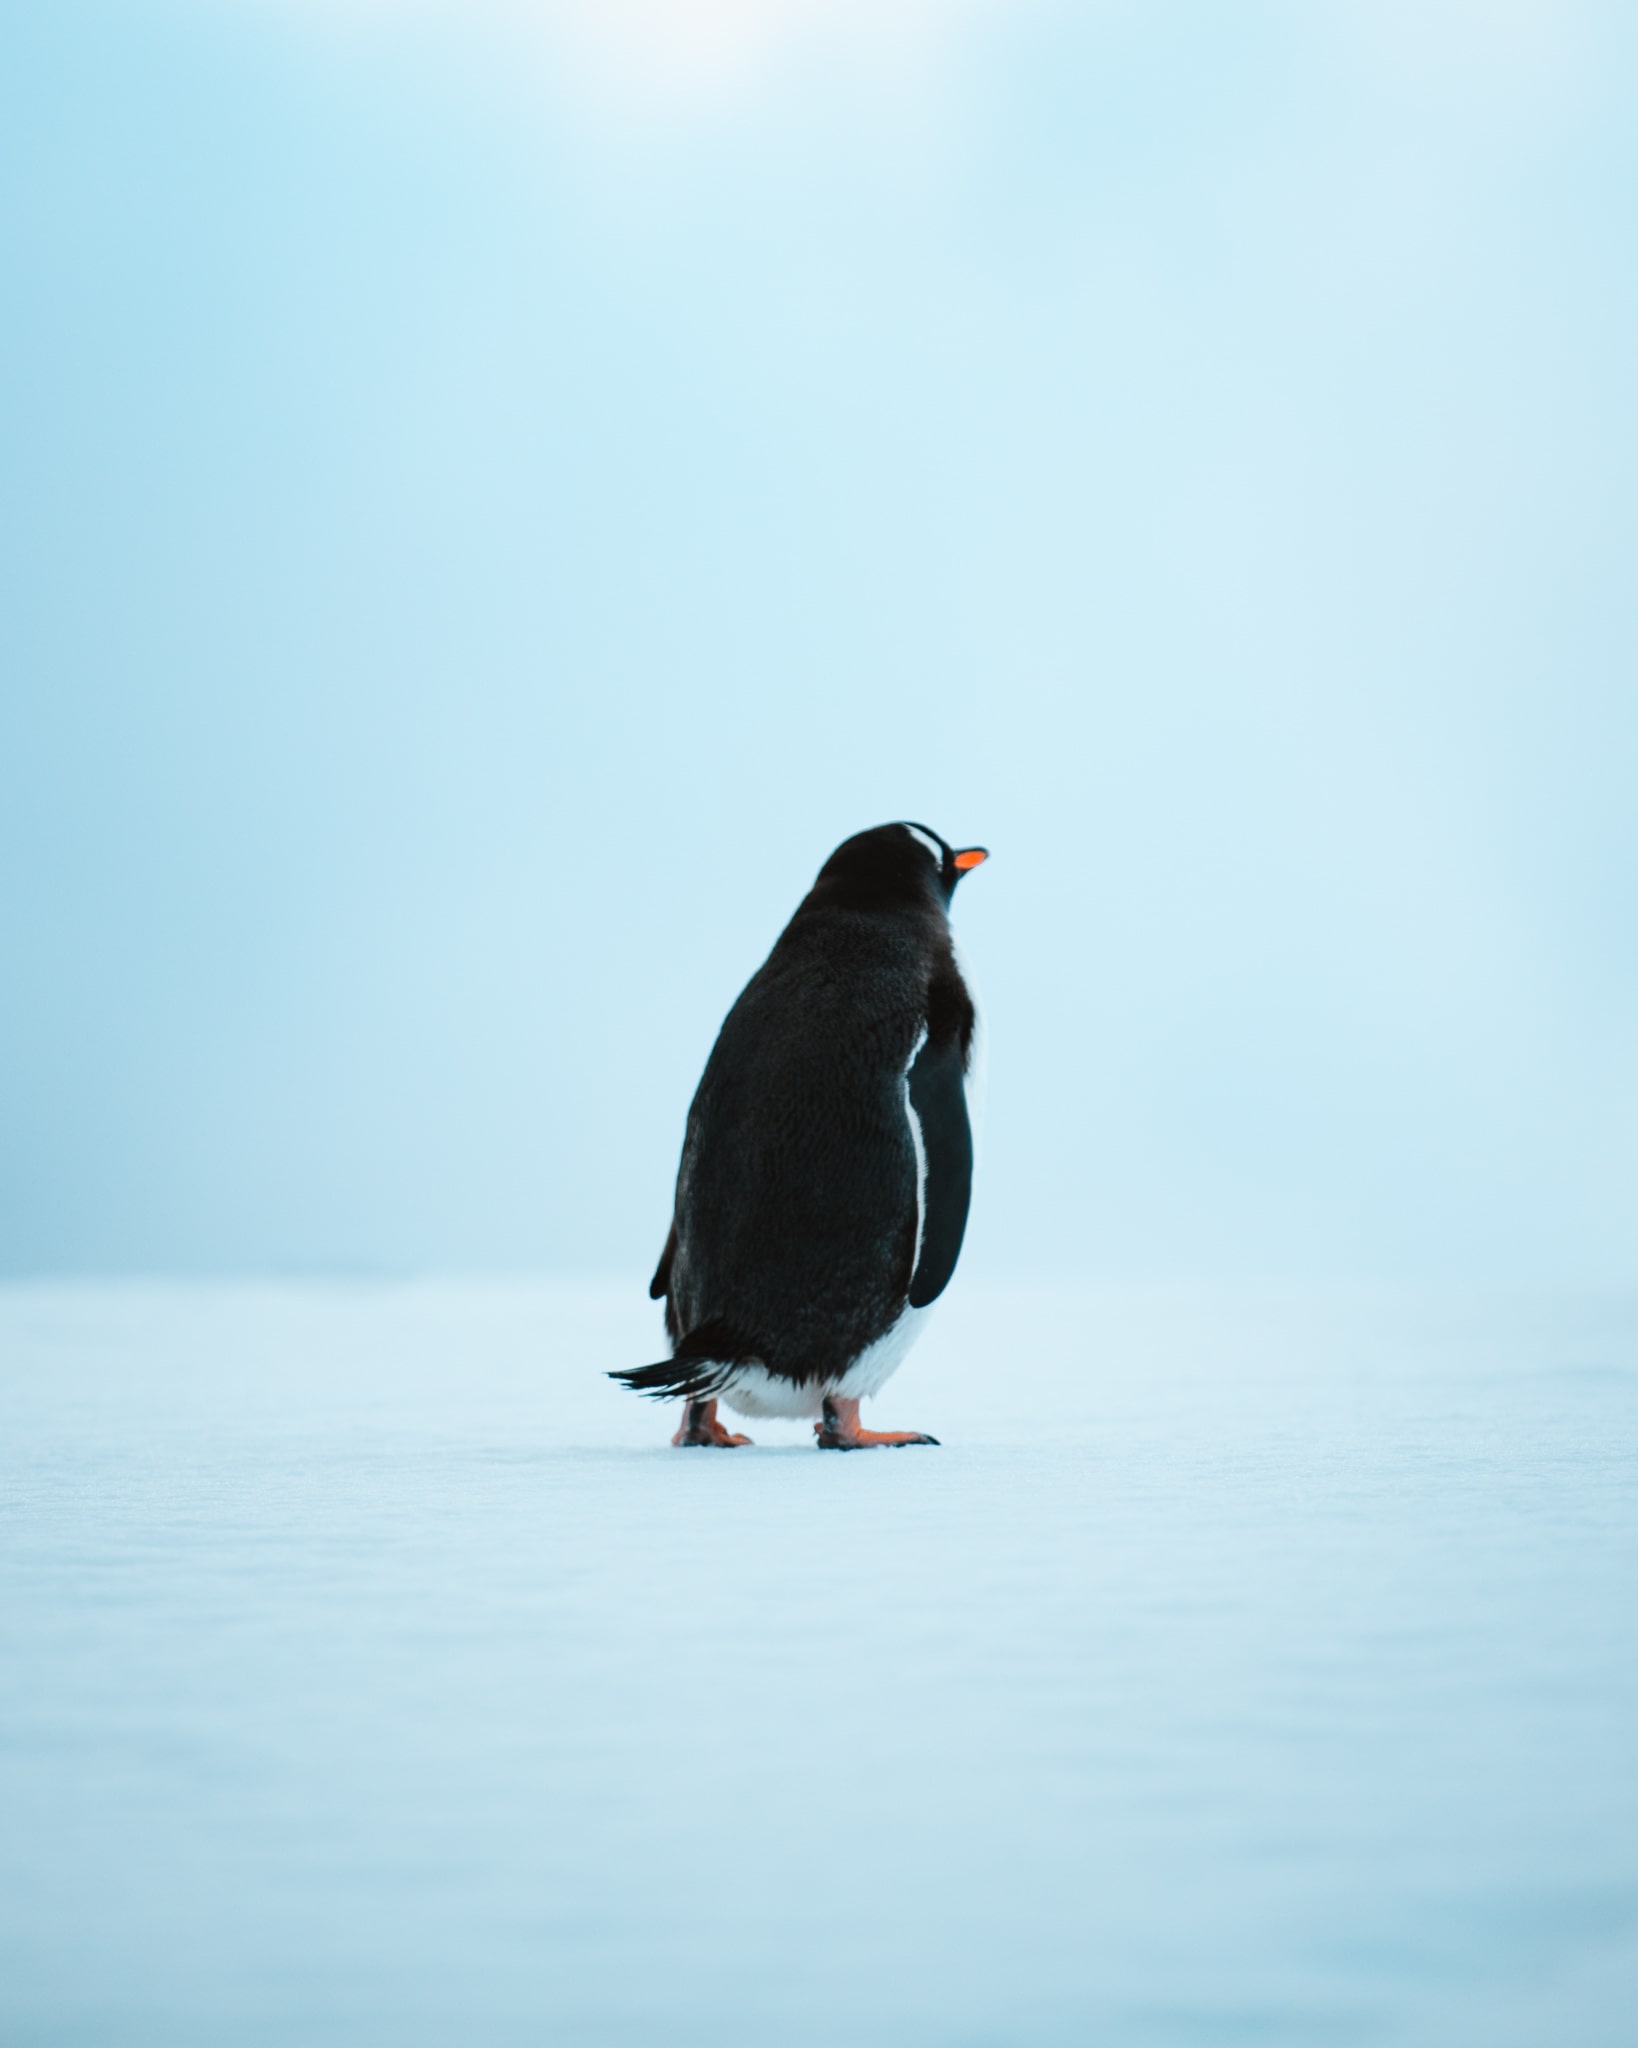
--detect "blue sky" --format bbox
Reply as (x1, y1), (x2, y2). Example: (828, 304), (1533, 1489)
(3, 0), (1635, 1281)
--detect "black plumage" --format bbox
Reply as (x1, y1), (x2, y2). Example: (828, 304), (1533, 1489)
(611, 822), (986, 1431)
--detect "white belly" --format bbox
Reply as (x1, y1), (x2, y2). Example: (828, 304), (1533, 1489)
(715, 1304), (933, 1420)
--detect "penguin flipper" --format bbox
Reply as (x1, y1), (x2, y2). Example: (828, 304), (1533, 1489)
(609, 1317), (750, 1402)
(906, 1032), (974, 1308)
(648, 1223), (678, 1301)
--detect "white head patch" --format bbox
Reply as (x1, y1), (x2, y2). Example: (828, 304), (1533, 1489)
(903, 825), (944, 869)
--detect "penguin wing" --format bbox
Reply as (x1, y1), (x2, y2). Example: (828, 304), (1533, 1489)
(905, 1031), (974, 1308)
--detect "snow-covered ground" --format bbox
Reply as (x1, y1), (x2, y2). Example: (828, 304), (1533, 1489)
(2, 1280), (1635, 2046)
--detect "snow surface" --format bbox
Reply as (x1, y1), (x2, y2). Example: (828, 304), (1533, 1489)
(2, 1280), (1636, 2046)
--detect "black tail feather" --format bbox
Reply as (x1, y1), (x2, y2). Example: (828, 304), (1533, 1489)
(608, 1318), (751, 1403)
(608, 1355), (726, 1402)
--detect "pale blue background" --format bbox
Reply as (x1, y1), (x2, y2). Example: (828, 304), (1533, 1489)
(4, 0), (1636, 1284)
(5, 19), (1638, 2039)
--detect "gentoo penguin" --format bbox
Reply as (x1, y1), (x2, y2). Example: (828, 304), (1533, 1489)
(611, 821), (988, 1449)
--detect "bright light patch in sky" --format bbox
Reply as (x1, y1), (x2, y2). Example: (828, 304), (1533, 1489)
(250, 0), (1602, 108)
(255, 0), (1016, 111)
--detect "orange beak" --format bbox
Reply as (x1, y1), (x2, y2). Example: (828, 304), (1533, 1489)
(953, 847), (989, 871)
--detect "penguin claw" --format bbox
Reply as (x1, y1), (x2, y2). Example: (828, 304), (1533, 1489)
(671, 1398), (752, 1448)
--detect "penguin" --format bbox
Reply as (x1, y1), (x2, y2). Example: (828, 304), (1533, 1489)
(611, 821), (988, 1449)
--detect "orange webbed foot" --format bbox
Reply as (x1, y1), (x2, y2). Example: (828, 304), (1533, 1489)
(814, 1394), (939, 1450)
(672, 1398), (752, 1447)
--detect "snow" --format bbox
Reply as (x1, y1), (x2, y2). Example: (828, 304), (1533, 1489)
(2, 1280), (1636, 2045)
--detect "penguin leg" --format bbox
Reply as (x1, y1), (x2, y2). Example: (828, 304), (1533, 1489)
(814, 1394), (939, 1451)
(671, 1398), (752, 1448)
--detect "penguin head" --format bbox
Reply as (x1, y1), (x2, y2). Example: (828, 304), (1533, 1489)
(813, 822), (989, 913)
